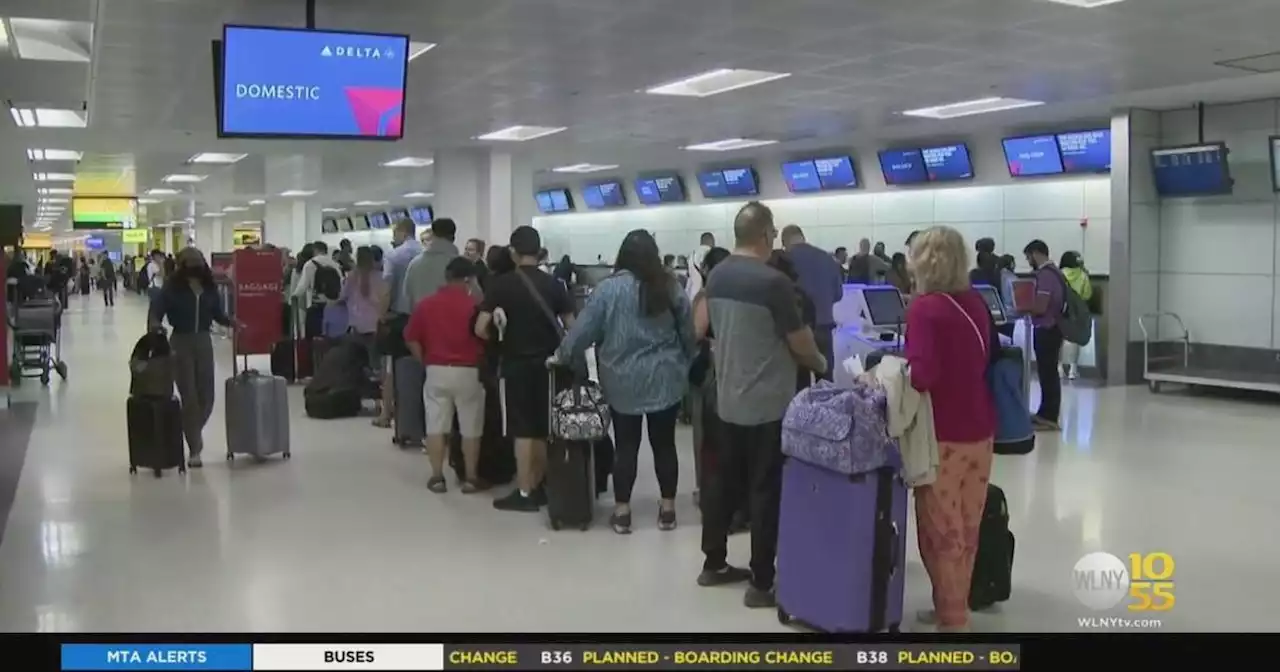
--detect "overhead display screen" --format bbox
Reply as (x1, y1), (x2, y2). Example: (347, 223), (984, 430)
(220, 25), (410, 139)
(72, 197), (137, 230)
(696, 171), (729, 198)
(1002, 135), (1064, 176)
(390, 208), (410, 222)
(721, 167), (758, 196)
(815, 156), (858, 189)
(583, 181), (626, 209)
(1152, 143), (1232, 197)
(923, 144), (973, 182)
(338, 217), (355, 232)
(410, 205), (433, 224)
(536, 189), (573, 214)
(879, 149), (928, 185)
(1057, 129), (1111, 173)
(635, 175), (686, 205)
(368, 212), (389, 229)
(782, 160), (822, 193)
(322, 219), (338, 234)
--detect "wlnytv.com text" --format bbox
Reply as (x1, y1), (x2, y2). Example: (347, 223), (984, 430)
(1078, 616), (1163, 629)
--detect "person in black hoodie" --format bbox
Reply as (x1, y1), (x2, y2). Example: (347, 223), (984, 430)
(149, 247), (235, 468)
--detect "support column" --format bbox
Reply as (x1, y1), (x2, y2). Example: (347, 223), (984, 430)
(264, 201), (322, 252)
(434, 150), (534, 249)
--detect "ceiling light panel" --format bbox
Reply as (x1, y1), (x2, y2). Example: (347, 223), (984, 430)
(222, 206), (247, 212)
(1043, 0), (1127, 7)
(201, 212), (224, 218)
(382, 157), (434, 167)
(8, 18), (93, 63)
(354, 200), (389, 206)
(900, 97), (1044, 119)
(27, 149), (82, 161)
(38, 187), (73, 195)
(249, 199), (266, 205)
(322, 208), (346, 213)
(188, 152), (248, 164)
(279, 190), (316, 197)
(682, 138), (778, 152)
(33, 172), (76, 182)
(646, 69), (791, 98)
(403, 192), (433, 198)
(145, 188), (180, 196)
(408, 41), (436, 61)
(551, 163), (621, 174)
(9, 107), (88, 128)
(475, 125), (567, 142)
(162, 173), (207, 183)
(137, 198), (161, 205)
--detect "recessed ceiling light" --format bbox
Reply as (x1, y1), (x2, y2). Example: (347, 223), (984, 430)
(137, 198), (161, 205)
(27, 149), (82, 161)
(403, 192), (434, 198)
(145, 188), (180, 196)
(900, 97), (1044, 119)
(39, 198), (69, 204)
(551, 163), (620, 174)
(322, 207), (347, 213)
(188, 152), (248, 164)
(646, 68), (791, 98)
(8, 18), (93, 63)
(682, 138), (779, 152)
(1043, 0), (1127, 7)
(37, 187), (73, 195)
(201, 212), (224, 218)
(475, 125), (567, 142)
(408, 41), (436, 61)
(222, 206), (248, 212)
(249, 199), (266, 205)
(33, 172), (76, 182)
(162, 173), (207, 183)
(279, 190), (316, 197)
(8, 107), (87, 128)
(381, 157), (434, 168)
(354, 200), (389, 207)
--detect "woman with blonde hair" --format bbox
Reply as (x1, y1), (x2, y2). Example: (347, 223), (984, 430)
(904, 226), (997, 632)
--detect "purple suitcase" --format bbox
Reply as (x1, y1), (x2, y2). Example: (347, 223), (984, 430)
(776, 459), (907, 632)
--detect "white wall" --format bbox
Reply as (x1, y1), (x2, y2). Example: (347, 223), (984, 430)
(1154, 99), (1280, 349)
(534, 177), (1111, 274)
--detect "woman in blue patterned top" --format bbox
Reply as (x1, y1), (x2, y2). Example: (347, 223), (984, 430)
(556, 230), (696, 534)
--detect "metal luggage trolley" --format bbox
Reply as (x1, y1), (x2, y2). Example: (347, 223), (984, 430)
(7, 295), (69, 386)
(1138, 311), (1280, 394)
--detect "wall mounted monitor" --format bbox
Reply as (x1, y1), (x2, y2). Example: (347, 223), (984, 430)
(781, 160), (822, 193)
(721, 167), (758, 196)
(369, 212), (389, 229)
(1151, 143), (1232, 197)
(409, 205), (433, 224)
(922, 144), (973, 182)
(582, 181), (626, 209)
(72, 197), (137, 230)
(535, 189), (573, 214)
(353, 214), (371, 230)
(322, 218), (338, 234)
(1057, 129), (1111, 174)
(390, 208), (410, 221)
(814, 156), (858, 189)
(338, 217), (355, 232)
(219, 25), (410, 139)
(85, 236), (105, 251)
(696, 170), (729, 198)
(879, 149), (929, 185)
(1002, 135), (1064, 177)
(635, 175), (686, 205)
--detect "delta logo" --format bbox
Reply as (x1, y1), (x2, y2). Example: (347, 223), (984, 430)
(320, 45), (397, 60)
(343, 87), (403, 137)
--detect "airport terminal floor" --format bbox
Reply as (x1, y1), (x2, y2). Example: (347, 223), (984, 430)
(0, 293), (1276, 633)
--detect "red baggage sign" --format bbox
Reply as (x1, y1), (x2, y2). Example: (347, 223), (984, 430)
(232, 248), (283, 356)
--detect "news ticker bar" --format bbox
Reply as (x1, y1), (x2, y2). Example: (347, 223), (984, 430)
(61, 643), (1021, 671)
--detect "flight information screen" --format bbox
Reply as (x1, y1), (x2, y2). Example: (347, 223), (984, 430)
(1058, 129), (1112, 173)
(923, 144), (974, 181)
(696, 171), (729, 198)
(1003, 135), (1064, 176)
(815, 156), (858, 189)
(721, 167), (759, 196)
(782, 160), (822, 193)
(1152, 144), (1231, 196)
(879, 149), (929, 185)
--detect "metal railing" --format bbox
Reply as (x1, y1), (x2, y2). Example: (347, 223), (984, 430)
(1137, 312), (1190, 379)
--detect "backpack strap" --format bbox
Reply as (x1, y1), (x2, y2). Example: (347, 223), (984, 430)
(939, 293), (988, 361)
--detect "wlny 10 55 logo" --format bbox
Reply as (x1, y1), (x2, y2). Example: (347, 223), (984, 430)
(1072, 551), (1175, 612)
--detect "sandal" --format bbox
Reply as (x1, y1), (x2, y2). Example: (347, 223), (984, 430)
(427, 476), (447, 494)
(461, 480), (491, 494)
(610, 511), (632, 535)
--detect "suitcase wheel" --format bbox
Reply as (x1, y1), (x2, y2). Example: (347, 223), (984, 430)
(226, 453), (235, 462)
(776, 606), (792, 626)
(887, 623), (900, 633)
(550, 518), (562, 531)
(179, 465), (187, 474)
(128, 465), (137, 475)
(283, 451), (292, 460)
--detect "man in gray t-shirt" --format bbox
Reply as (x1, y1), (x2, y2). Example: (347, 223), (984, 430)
(696, 201), (828, 609)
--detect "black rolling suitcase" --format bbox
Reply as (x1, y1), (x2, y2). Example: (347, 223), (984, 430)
(969, 484), (1015, 610)
(392, 356), (426, 447)
(545, 438), (595, 530)
(126, 396), (185, 477)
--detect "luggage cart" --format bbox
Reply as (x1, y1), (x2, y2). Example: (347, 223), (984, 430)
(7, 296), (69, 386)
(1138, 311), (1280, 394)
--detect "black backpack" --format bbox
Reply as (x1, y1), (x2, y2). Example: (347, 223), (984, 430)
(312, 260), (342, 301)
(969, 484), (1015, 610)
(303, 341), (367, 419)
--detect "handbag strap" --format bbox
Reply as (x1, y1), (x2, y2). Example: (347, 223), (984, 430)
(939, 293), (988, 360)
(514, 268), (564, 338)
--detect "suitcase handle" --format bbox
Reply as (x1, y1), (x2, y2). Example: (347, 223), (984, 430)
(887, 521), (900, 580)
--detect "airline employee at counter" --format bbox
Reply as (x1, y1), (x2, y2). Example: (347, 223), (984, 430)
(779, 225), (842, 379)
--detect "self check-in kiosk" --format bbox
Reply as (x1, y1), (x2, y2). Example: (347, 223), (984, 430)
(831, 283), (907, 387)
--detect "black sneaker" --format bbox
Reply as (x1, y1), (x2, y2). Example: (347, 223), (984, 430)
(610, 511), (632, 535)
(657, 508), (677, 531)
(744, 585), (776, 609)
(493, 490), (540, 512)
(532, 484), (548, 506)
(697, 565), (751, 587)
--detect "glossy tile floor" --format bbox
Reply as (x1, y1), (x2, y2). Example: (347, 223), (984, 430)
(0, 294), (1276, 633)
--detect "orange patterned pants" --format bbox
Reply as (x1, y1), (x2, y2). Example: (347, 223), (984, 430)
(914, 438), (995, 628)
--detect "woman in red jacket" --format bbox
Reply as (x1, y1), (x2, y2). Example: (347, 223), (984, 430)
(904, 226), (997, 632)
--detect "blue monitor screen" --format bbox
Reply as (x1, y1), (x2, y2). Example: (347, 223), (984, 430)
(635, 178), (661, 205)
(782, 160), (822, 193)
(85, 236), (104, 251)
(923, 144), (973, 182)
(369, 212), (389, 229)
(535, 192), (555, 214)
(548, 189), (572, 212)
(1151, 144), (1232, 197)
(1057, 129), (1111, 173)
(879, 149), (929, 185)
(410, 206), (433, 224)
(582, 185), (604, 209)
(721, 167), (758, 196)
(1003, 135), (1064, 176)
(815, 156), (858, 189)
(652, 175), (685, 203)
(353, 215), (371, 230)
(697, 171), (729, 198)
(220, 25), (410, 139)
(589, 181), (626, 208)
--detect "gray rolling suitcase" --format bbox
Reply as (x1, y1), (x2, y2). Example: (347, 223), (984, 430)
(393, 356), (426, 447)
(224, 354), (291, 462)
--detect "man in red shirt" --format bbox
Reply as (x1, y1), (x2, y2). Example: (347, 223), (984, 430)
(404, 257), (487, 493)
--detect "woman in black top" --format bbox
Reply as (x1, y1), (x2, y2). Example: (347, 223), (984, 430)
(148, 247), (234, 467)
